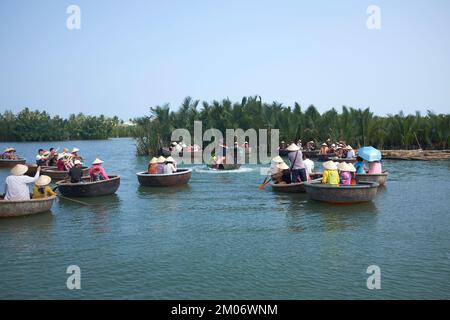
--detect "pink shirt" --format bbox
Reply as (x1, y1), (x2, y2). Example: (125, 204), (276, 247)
(89, 164), (109, 180)
(368, 162), (382, 174)
(340, 171), (351, 185)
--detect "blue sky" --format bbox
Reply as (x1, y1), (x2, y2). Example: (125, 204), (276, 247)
(0, 0), (449, 119)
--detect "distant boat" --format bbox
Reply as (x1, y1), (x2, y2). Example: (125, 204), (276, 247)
(42, 167), (90, 182)
(137, 168), (192, 187)
(0, 158), (26, 168)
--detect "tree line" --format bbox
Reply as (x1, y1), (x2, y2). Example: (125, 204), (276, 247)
(0, 108), (133, 142)
(132, 96), (450, 155)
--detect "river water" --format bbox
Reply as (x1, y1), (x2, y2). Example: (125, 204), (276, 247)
(0, 138), (449, 299)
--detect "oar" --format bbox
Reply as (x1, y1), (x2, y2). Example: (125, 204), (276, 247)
(52, 185), (93, 206)
(57, 195), (93, 206)
(258, 176), (272, 190)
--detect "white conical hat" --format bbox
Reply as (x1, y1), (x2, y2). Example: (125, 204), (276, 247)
(337, 162), (348, 171)
(271, 156), (284, 163)
(322, 161), (338, 170)
(157, 156), (166, 163)
(71, 148), (79, 153)
(149, 157), (158, 164)
(277, 162), (289, 170)
(35, 175), (51, 186)
(286, 143), (300, 152)
(11, 164), (28, 176)
(347, 163), (356, 172)
(92, 158), (104, 165)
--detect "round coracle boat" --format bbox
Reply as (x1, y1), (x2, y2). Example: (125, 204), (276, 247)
(304, 180), (379, 203)
(0, 195), (56, 218)
(137, 168), (192, 187)
(0, 158), (26, 168)
(355, 171), (388, 186)
(207, 163), (241, 170)
(56, 175), (120, 197)
(42, 166), (90, 182)
(25, 165), (56, 177)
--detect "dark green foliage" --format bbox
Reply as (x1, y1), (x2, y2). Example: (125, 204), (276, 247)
(132, 96), (450, 156)
(0, 108), (131, 142)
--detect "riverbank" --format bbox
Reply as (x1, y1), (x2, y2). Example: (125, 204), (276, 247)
(381, 149), (450, 161)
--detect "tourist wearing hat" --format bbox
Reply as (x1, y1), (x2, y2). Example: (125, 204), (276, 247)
(69, 160), (84, 183)
(156, 156), (166, 174)
(56, 153), (67, 171)
(164, 156), (177, 174)
(48, 148), (58, 166)
(147, 157), (158, 174)
(89, 158), (109, 181)
(32, 175), (57, 199)
(347, 163), (357, 185)
(345, 145), (355, 159)
(287, 143), (307, 183)
(337, 162), (351, 185)
(319, 143), (329, 155)
(270, 156), (285, 175)
(322, 161), (340, 185)
(1, 147), (17, 160)
(272, 162), (291, 185)
(3, 164), (41, 201)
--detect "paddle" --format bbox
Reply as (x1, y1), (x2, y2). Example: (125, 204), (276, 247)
(258, 176), (272, 190)
(52, 185), (93, 206)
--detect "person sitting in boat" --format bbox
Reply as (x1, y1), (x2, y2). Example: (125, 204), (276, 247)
(36, 149), (48, 166)
(272, 162), (291, 184)
(164, 157), (177, 174)
(338, 162), (351, 185)
(353, 156), (366, 174)
(47, 148), (58, 166)
(156, 156), (166, 174)
(319, 143), (328, 155)
(345, 146), (355, 159)
(89, 158), (109, 181)
(287, 143), (307, 183)
(64, 155), (74, 171)
(56, 153), (66, 171)
(302, 153), (314, 180)
(270, 156), (285, 175)
(32, 175), (56, 199)
(322, 161), (340, 185)
(347, 163), (357, 185)
(1, 147), (17, 159)
(71, 148), (83, 161)
(3, 165), (41, 201)
(69, 160), (84, 183)
(147, 157), (158, 174)
(368, 160), (382, 174)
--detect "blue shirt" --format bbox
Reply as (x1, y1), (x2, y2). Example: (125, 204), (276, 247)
(354, 161), (365, 174)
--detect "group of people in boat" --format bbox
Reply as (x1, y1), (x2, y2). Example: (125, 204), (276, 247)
(271, 143), (315, 184)
(0, 147), (19, 160)
(271, 143), (383, 186)
(2, 165), (56, 201)
(147, 156), (178, 174)
(279, 140), (316, 152)
(319, 139), (355, 159)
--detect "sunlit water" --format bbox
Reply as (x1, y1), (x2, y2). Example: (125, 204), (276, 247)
(0, 138), (449, 299)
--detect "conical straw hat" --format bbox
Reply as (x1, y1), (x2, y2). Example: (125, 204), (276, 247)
(271, 156), (284, 163)
(149, 157), (158, 164)
(286, 143), (300, 152)
(36, 175), (51, 186)
(277, 162), (289, 170)
(92, 158), (104, 165)
(157, 156), (166, 163)
(11, 164), (28, 176)
(337, 162), (348, 171)
(322, 161), (338, 170)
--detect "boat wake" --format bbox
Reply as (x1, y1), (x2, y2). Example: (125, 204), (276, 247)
(193, 166), (254, 174)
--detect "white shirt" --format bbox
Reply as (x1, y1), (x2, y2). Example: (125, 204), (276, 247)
(304, 158), (315, 175)
(4, 172), (40, 201)
(164, 163), (176, 174)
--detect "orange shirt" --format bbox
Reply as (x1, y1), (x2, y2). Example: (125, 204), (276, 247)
(148, 163), (158, 174)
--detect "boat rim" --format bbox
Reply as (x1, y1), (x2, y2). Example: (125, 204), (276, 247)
(56, 175), (120, 186)
(0, 195), (57, 203)
(304, 181), (379, 189)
